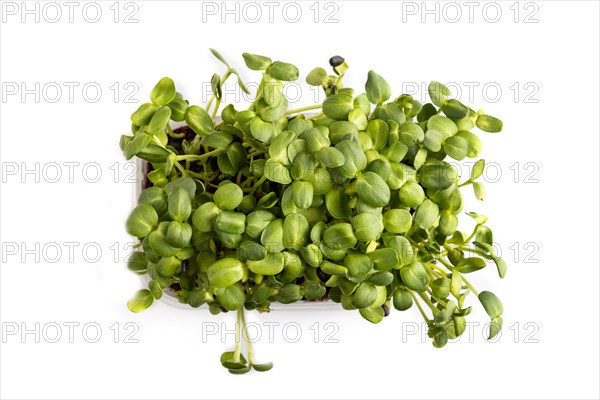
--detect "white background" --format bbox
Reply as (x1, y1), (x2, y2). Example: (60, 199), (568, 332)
(1, 1), (599, 399)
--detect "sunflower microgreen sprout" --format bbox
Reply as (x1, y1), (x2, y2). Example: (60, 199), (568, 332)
(121, 49), (506, 374)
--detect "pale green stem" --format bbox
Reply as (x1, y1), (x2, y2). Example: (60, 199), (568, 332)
(426, 287), (449, 307)
(436, 256), (454, 271)
(430, 261), (450, 276)
(247, 150), (263, 158)
(240, 308), (254, 365)
(206, 95), (215, 112)
(307, 112), (325, 120)
(409, 291), (431, 323)
(211, 97), (222, 120)
(174, 161), (188, 177)
(285, 104), (323, 115)
(417, 291), (438, 313)
(434, 254), (481, 297)
(459, 274), (480, 297)
(247, 80), (264, 110)
(166, 124), (185, 139)
(176, 148), (222, 161)
(233, 308), (243, 363)
(249, 175), (267, 193)
(462, 225), (480, 246)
